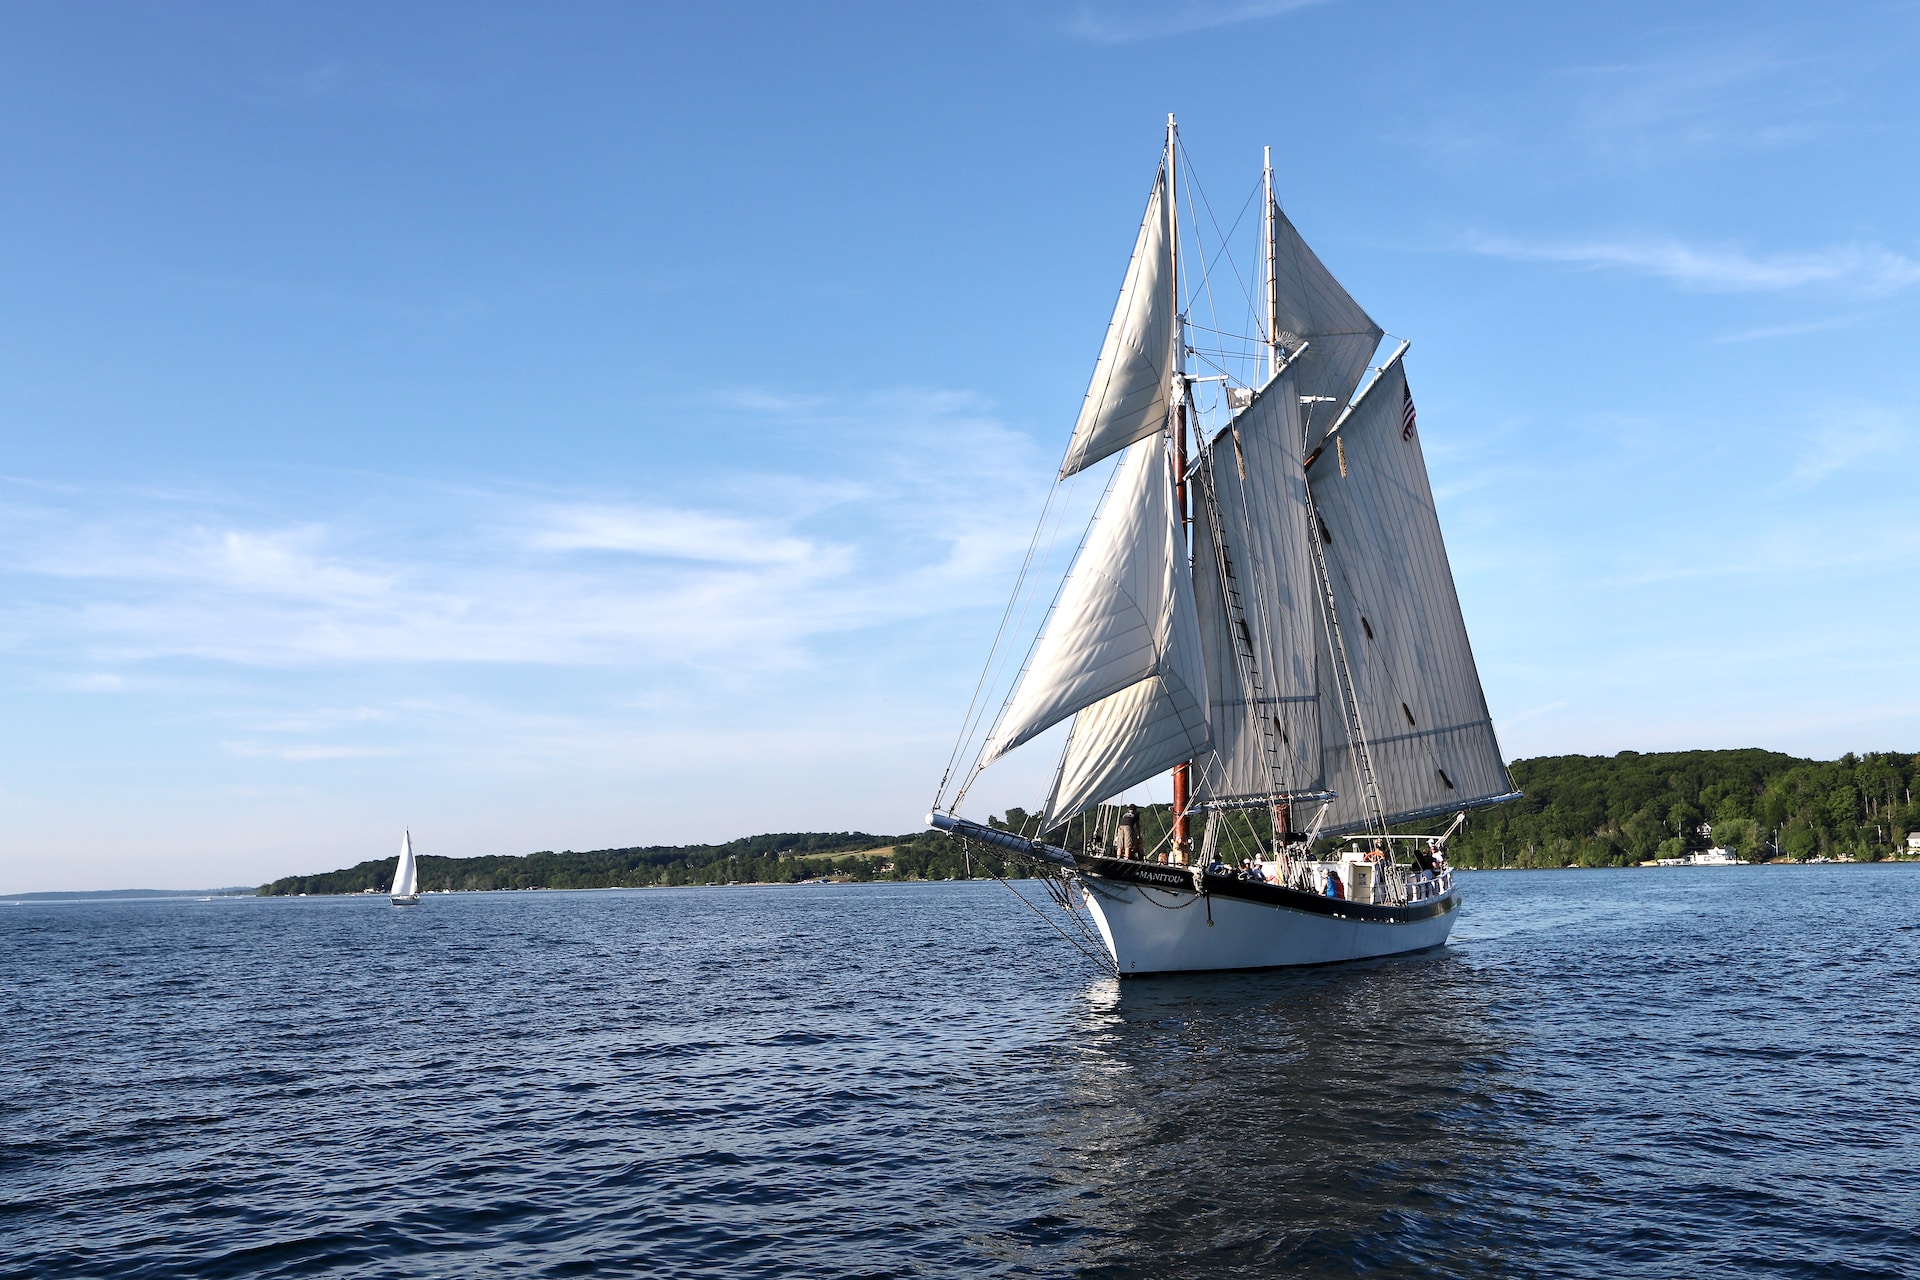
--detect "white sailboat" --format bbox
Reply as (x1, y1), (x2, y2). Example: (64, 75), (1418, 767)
(389, 829), (421, 907)
(929, 118), (1519, 976)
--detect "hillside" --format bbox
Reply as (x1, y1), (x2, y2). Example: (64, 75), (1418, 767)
(1442, 748), (1917, 867)
(258, 829), (985, 895)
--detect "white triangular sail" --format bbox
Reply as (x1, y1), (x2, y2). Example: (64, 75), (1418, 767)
(1058, 165), (1177, 480)
(1269, 204), (1382, 452)
(1190, 370), (1325, 804)
(390, 829), (418, 898)
(983, 434), (1197, 768)
(1045, 537), (1210, 824)
(1306, 361), (1512, 834)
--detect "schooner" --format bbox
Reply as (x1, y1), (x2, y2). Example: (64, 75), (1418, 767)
(928, 118), (1518, 975)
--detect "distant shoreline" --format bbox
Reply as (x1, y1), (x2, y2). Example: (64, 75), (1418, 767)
(13, 860), (1918, 902)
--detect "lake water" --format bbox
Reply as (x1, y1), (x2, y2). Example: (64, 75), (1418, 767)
(3, 866), (1917, 1278)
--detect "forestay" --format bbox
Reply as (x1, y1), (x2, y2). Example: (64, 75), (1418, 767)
(1306, 360), (1512, 834)
(1057, 166), (1177, 480)
(1190, 370), (1325, 804)
(983, 435), (1207, 774)
(1270, 205), (1382, 452)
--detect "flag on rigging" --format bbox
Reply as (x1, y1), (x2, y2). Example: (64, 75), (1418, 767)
(1401, 383), (1417, 441)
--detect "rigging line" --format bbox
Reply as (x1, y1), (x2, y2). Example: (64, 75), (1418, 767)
(1185, 321), (1267, 341)
(948, 473), (1083, 810)
(973, 844), (1117, 976)
(1175, 138), (1262, 332)
(952, 451), (1124, 811)
(933, 478), (1062, 810)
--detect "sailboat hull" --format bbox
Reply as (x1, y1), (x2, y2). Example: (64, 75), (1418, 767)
(1076, 857), (1458, 975)
(390, 895), (421, 907)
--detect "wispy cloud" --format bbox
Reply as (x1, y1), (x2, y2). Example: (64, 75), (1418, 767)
(1713, 312), (1876, 344)
(1791, 405), (1912, 488)
(1469, 234), (1920, 297)
(1059, 0), (1328, 44)
(1559, 44), (1842, 158)
(0, 389), (1059, 676)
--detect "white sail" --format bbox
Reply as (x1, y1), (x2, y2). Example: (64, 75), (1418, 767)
(1057, 165), (1177, 480)
(1269, 204), (1382, 452)
(1190, 370), (1325, 804)
(983, 434), (1198, 768)
(390, 829), (418, 898)
(1306, 360), (1512, 834)
(1044, 539), (1210, 824)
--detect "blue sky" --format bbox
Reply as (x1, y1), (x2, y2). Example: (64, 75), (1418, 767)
(4, 1), (1918, 892)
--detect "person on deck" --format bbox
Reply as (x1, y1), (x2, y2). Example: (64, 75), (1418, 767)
(1324, 869), (1345, 899)
(1115, 804), (1141, 860)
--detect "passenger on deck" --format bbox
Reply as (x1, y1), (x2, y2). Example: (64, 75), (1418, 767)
(1324, 869), (1344, 899)
(1114, 804), (1141, 860)
(1205, 856), (1229, 877)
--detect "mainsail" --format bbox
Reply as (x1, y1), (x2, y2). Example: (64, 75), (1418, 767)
(1189, 368), (1324, 805)
(1305, 357), (1513, 833)
(1057, 164), (1177, 480)
(983, 435), (1208, 788)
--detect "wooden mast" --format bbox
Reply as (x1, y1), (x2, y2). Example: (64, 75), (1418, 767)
(1168, 113), (1192, 866)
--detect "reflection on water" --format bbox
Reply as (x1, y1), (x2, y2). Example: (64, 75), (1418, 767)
(1045, 952), (1530, 1278)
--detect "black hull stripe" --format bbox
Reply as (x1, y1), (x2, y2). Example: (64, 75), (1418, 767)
(1080, 855), (1458, 924)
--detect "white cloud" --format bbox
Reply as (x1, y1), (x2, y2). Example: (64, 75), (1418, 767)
(0, 389), (1064, 676)
(1469, 234), (1920, 297)
(1060, 0), (1328, 44)
(522, 505), (824, 566)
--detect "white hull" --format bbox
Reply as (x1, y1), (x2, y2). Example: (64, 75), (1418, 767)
(1078, 868), (1459, 975)
(390, 895), (420, 907)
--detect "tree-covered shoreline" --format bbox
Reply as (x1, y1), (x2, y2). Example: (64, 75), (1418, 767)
(258, 749), (1920, 894)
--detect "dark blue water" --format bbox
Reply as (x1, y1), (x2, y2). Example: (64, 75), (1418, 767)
(3, 867), (1917, 1278)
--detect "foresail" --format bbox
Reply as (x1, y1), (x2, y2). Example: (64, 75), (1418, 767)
(1306, 361), (1511, 835)
(1058, 166), (1176, 480)
(1044, 579), (1209, 825)
(983, 435), (1191, 765)
(1190, 371), (1324, 804)
(1270, 205), (1382, 452)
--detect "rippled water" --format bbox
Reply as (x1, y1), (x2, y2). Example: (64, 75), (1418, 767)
(3, 867), (1917, 1278)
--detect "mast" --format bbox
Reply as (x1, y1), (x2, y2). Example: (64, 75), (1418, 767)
(1266, 153), (1284, 851)
(1264, 145), (1278, 382)
(1167, 113), (1193, 866)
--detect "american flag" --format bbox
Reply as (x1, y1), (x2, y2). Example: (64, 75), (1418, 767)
(1401, 382), (1417, 441)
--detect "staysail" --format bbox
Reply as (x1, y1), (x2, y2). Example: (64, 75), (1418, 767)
(983, 435), (1207, 779)
(1057, 164), (1177, 480)
(1269, 204), (1382, 452)
(1044, 552), (1209, 825)
(1189, 368), (1325, 805)
(390, 829), (418, 898)
(1305, 358), (1513, 834)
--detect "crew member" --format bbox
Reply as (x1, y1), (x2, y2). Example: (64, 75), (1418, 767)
(1115, 804), (1142, 860)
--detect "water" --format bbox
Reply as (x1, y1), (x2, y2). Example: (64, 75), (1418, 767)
(3, 867), (1917, 1279)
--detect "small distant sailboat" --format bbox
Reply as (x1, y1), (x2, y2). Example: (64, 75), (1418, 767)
(390, 829), (421, 907)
